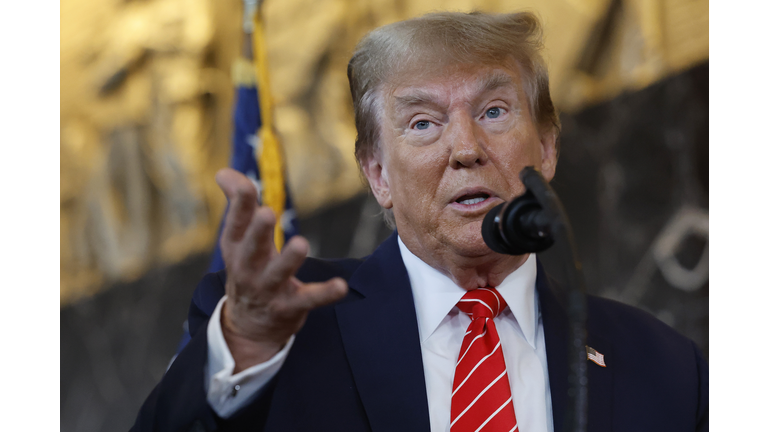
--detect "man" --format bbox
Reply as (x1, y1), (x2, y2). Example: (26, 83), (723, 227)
(133, 11), (708, 432)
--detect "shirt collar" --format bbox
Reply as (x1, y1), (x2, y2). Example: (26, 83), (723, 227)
(398, 236), (539, 348)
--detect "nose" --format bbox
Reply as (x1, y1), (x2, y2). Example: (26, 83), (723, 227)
(448, 113), (488, 169)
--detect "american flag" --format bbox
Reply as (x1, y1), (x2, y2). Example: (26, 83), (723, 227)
(587, 346), (606, 367)
(173, 6), (298, 356)
(205, 8), (298, 275)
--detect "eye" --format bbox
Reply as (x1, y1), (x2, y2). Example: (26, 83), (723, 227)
(414, 120), (431, 130)
(485, 107), (502, 119)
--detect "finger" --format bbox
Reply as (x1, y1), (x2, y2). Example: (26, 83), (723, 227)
(240, 206), (278, 272)
(261, 236), (310, 290)
(292, 277), (348, 311)
(216, 168), (260, 243)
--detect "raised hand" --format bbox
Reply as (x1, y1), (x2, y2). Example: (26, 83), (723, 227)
(214, 168), (348, 372)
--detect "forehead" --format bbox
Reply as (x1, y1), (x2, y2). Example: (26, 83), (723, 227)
(383, 62), (526, 109)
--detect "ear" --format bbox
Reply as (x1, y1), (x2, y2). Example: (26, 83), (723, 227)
(539, 127), (558, 182)
(361, 155), (393, 209)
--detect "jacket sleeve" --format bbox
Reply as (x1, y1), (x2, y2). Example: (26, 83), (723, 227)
(131, 270), (277, 432)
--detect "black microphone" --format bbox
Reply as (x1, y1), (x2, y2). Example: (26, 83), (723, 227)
(481, 189), (555, 255)
(481, 166), (589, 432)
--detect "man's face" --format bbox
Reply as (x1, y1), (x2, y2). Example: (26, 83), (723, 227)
(363, 62), (557, 262)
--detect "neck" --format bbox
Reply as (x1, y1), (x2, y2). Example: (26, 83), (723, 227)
(401, 236), (529, 290)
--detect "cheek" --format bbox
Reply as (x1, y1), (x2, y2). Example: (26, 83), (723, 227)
(495, 130), (537, 161)
(387, 146), (446, 207)
(489, 129), (542, 188)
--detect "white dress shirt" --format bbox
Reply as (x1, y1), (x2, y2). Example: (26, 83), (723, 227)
(206, 236), (553, 432)
(399, 237), (553, 432)
(205, 297), (295, 418)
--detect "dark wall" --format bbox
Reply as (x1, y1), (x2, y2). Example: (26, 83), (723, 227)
(60, 256), (207, 432)
(60, 63), (708, 432)
(546, 62), (709, 356)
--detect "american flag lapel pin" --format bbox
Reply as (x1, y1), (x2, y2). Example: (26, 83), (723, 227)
(586, 346), (606, 367)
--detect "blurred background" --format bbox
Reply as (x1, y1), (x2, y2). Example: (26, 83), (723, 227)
(60, 0), (708, 430)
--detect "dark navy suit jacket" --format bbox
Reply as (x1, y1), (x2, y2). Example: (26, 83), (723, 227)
(133, 233), (708, 432)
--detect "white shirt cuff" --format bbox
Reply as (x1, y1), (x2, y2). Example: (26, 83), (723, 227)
(205, 295), (295, 418)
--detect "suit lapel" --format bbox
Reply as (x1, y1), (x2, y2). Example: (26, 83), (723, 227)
(584, 332), (613, 432)
(536, 262), (570, 432)
(335, 233), (431, 432)
(537, 259), (614, 432)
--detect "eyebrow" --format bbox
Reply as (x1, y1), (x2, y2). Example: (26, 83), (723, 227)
(392, 70), (517, 112)
(393, 90), (445, 112)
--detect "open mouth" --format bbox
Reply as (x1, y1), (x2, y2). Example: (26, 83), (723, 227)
(455, 192), (491, 205)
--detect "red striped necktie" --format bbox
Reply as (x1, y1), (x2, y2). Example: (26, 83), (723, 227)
(451, 287), (518, 432)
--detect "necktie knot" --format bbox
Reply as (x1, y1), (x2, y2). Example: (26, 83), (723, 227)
(456, 287), (507, 319)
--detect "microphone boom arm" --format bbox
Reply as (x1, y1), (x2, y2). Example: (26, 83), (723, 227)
(482, 166), (589, 432)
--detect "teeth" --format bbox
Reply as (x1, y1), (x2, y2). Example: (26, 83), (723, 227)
(459, 197), (487, 205)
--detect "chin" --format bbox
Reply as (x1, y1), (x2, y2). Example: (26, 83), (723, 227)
(447, 224), (493, 258)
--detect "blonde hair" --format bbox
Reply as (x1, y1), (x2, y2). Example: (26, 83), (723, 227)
(348, 11), (560, 165)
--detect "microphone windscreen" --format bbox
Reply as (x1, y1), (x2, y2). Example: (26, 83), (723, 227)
(482, 203), (510, 254)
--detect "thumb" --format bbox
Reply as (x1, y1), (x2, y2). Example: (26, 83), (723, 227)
(293, 278), (348, 310)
